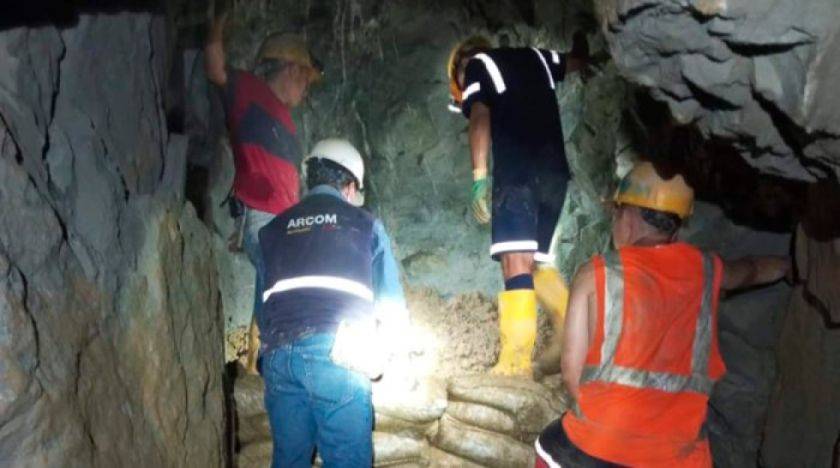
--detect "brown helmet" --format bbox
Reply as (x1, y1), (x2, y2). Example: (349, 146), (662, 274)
(256, 32), (322, 82)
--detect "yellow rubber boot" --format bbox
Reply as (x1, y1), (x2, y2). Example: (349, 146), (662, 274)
(534, 266), (569, 322)
(490, 289), (538, 377)
(533, 267), (569, 377)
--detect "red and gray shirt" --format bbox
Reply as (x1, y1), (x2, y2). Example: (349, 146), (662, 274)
(223, 70), (302, 214)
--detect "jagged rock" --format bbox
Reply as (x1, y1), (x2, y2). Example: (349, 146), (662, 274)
(595, 0), (840, 181)
(432, 413), (533, 468)
(0, 12), (224, 466)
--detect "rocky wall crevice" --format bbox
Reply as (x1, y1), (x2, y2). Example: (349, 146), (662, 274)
(0, 11), (224, 466)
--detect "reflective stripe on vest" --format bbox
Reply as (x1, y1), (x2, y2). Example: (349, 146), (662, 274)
(263, 275), (374, 303)
(581, 250), (716, 395)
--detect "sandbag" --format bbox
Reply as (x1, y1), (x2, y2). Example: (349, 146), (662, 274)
(448, 375), (562, 434)
(237, 439), (272, 468)
(373, 377), (448, 424)
(446, 401), (516, 435)
(373, 431), (429, 467)
(234, 373), (266, 418)
(377, 463), (429, 468)
(428, 447), (488, 468)
(375, 412), (438, 439)
(238, 413), (271, 446)
(432, 413), (533, 468)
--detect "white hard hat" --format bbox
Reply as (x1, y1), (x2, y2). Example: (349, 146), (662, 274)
(303, 138), (366, 205)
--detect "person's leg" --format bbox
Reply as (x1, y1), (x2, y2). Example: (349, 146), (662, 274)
(490, 182), (539, 376)
(296, 334), (374, 467)
(262, 346), (317, 468)
(533, 169), (571, 377)
(242, 206), (276, 373)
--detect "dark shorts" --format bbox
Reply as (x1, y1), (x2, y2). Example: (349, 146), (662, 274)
(491, 165), (568, 263)
(535, 417), (624, 468)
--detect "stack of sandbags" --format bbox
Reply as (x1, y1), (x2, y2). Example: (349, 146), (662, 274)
(370, 377), (448, 466)
(429, 375), (568, 467)
(233, 369), (567, 467)
(233, 371), (449, 467)
(233, 372), (272, 468)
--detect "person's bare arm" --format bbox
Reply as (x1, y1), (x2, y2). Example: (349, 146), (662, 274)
(564, 31), (589, 76)
(561, 261), (596, 401)
(468, 101), (491, 174)
(722, 256), (791, 291)
(204, 13), (229, 87)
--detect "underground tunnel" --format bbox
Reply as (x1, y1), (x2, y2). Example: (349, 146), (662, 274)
(0, 0), (838, 467)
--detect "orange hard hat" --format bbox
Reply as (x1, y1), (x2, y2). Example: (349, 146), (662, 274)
(614, 161), (694, 219)
(446, 36), (491, 105)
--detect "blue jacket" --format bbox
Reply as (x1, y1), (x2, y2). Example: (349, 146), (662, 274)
(258, 185), (406, 350)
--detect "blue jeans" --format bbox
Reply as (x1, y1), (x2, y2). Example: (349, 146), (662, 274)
(242, 206), (275, 318)
(262, 334), (373, 468)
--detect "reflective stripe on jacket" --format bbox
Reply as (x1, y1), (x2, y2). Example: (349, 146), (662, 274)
(564, 243), (726, 467)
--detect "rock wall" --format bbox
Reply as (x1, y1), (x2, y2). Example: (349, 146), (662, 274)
(595, 0), (840, 182)
(762, 183), (840, 467)
(0, 12), (224, 466)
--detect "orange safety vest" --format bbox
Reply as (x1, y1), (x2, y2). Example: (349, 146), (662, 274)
(564, 243), (726, 467)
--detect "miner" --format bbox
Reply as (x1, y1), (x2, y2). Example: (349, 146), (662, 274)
(257, 138), (408, 467)
(535, 161), (790, 467)
(446, 32), (590, 376)
(205, 14), (322, 373)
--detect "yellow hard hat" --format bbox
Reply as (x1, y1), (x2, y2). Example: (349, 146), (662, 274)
(614, 161), (694, 219)
(257, 33), (322, 82)
(446, 36), (491, 105)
